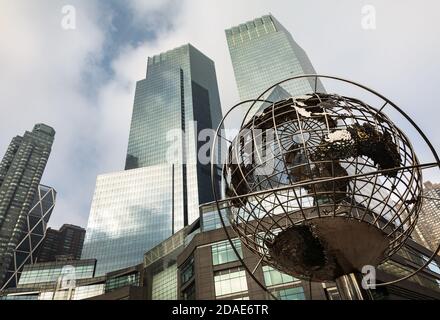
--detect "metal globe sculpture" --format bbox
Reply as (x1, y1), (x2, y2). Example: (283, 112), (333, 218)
(212, 75), (439, 288)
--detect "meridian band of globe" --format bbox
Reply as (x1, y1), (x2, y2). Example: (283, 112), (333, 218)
(210, 75), (440, 292)
(211, 98), (279, 299)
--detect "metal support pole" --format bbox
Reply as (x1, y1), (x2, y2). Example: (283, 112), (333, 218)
(335, 273), (373, 300)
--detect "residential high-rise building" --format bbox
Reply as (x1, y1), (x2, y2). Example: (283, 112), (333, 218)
(226, 14), (325, 118)
(0, 124), (55, 287)
(1, 185), (56, 289)
(36, 224), (85, 263)
(82, 44), (223, 276)
(411, 181), (440, 254)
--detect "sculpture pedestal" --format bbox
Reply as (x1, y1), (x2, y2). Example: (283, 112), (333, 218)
(335, 273), (373, 300)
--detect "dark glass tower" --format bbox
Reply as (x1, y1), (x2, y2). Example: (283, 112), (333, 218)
(0, 124), (55, 287)
(36, 224), (85, 263)
(124, 44), (223, 213)
(82, 44), (223, 275)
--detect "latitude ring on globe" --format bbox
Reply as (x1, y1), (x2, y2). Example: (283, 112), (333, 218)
(210, 74), (440, 296)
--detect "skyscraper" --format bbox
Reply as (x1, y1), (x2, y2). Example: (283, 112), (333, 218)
(82, 44), (223, 275)
(0, 124), (55, 287)
(36, 224), (85, 263)
(226, 14), (324, 118)
(125, 43), (223, 220)
(411, 181), (440, 253)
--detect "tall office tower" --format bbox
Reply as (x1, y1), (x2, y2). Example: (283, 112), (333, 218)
(82, 44), (223, 276)
(0, 124), (55, 287)
(1, 185), (56, 289)
(224, 14), (391, 211)
(411, 181), (440, 253)
(226, 14), (325, 118)
(36, 224), (85, 263)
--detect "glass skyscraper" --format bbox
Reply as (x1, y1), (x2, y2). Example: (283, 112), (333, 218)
(0, 124), (55, 287)
(82, 44), (223, 276)
(125, 44), (223, 222)
(226, 14), (325, 118)
(82, 165), (177, 275)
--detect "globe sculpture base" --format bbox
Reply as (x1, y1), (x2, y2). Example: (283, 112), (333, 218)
(267, 216), (390, 282)
(335, 273), (373, 300)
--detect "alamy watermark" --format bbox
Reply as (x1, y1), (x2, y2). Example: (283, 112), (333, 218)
(361, 4), (376, 30)
(58, 265), (76, 290)
(61, 5), (76, 30)
(361, 265), (376, 289)
(165, 122), (276, 175)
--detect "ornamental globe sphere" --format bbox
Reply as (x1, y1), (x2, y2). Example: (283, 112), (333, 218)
(222, 92), (422, 281)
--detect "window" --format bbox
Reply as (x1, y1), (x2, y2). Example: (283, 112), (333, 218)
(424, 257), (440, 275)
(182, 282), (195, 300)
(202, 209), (229, 231)
(423, 256), (440, 288)
(105, 272), (140, 292)
(214, 267), (248, 297)
(274, 287), (305, 300)
(73, 284), (105, 300)
(212, 239), (242, 265)
(263, 266), (298, 286)
(181, 256), (194, 285)
(152, 265), (178, 300)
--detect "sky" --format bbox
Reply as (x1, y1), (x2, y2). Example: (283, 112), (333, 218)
(0, 0), (439, 229)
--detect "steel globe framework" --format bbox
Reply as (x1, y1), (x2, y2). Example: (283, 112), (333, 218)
(211, 75), (440, 293)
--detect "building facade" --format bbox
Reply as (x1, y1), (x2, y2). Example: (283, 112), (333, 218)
(1, 185), (56, 289)
(125, 43), (223, 220)
(0, 259), (147, 300)
(81, 165), (177, 275)
(7, 204), (438, 300)
(411, 181), (440, 253)
(0, 124), (55, 287)
(0, 259), (104, 300)
(36, 224), (85, 263)
(225, 14), (325, 118)
(82, 44), (223, 276)
(176, 204), (440, 300)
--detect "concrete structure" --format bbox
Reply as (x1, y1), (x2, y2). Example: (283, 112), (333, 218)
(175, 204), (440, 300)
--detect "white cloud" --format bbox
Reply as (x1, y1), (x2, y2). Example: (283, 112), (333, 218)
(127, 0), (175, 14)
(0, 0), (108, 228)
(1, 0), (439, 229)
